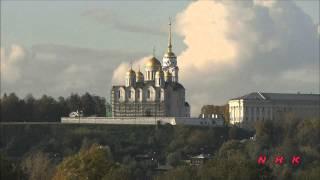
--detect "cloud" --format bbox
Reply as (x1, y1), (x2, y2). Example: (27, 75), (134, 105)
(254, 0), (276, 8)
(112, 0), (319, 116)
(111, 56), (150, 85)
(1, 43), (145, 98)
(1, 45), (27, 83)
(82, 8), (166, 36)
(175, 0), (319, 115)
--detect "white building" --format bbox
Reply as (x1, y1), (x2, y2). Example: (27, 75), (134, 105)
(111, 21), (190, 117)
(228, 92), (320, 128)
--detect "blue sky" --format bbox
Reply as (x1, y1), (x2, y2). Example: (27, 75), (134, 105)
(2, 0), (318, 52)
(1, 1), (190, 53)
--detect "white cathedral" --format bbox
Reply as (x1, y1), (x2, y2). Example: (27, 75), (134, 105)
(111, 22), (190, 117)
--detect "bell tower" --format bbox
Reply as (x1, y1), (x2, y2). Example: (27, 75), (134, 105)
(162, 18), (178, 82)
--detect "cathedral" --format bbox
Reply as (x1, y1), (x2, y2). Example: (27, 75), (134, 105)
(111, 21), (190, 117)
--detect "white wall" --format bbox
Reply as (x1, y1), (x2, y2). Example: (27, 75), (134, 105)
(61, 117), (224, 127)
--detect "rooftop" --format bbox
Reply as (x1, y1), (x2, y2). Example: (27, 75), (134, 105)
(231, 92), (320, 101)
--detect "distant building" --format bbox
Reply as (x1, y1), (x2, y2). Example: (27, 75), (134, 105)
(228, 92), (320, 128)
(110, 21), (190, 117)
(190, 154), (212, 166)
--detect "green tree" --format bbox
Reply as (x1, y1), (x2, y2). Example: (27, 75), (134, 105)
(53, 144), (119, 180)
(199, 153), (259, 180)
(1, 93), (23, 122)
(154, 166), (197, 180)
(81, 93), (96, 116)
(22, 151), (55, 180)
(0, 153), (24, 179)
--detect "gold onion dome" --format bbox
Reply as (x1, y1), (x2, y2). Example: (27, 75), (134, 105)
(136, 69), (144, 78)
(145, 56), (161, 68)
(164, 71), (172, 77)
(126, 69), (135, 76)
(156, 69), (164, 76)
(164, 51), (176, 58)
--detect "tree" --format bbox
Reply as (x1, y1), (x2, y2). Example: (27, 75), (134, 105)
(199, 154), (259, 180)
(53, 144), (120, 180)
(1, 93), (23, 122)
(166, 151), (182, 166)
(22, 151), (55, 180)
(23, 94), (36, 122)
(81, 93), (96, 116)
(66, 93), (81, 113)
(154, 166), (197, 180)
(200, 104), (229, 122)
(0, 153), (24, 179)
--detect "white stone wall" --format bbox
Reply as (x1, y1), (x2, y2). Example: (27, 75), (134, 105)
(61, 117), (224, 127)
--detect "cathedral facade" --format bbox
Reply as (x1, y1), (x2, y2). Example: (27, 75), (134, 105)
(111, 22), (190, 117)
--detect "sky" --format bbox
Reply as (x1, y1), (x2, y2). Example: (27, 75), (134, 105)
(1, 0), (319, 115)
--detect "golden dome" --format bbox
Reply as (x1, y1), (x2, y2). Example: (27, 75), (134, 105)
(155, 69), (164, 76)
(164, 51), (176, 58)
(164, 71), (172, 77)
(136, 70), (144, 78)
(126, 69), (135, 76)
(145, 56), (161, 68)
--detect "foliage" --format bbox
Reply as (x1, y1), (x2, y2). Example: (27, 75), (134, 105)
(52, 144), (126, 180)
(21, 151), (55, 180)
(0, 153), (25, 179)
(201, 104), (229, 122)
(0, 92), (107, 122)
(0, 115), (319, 179)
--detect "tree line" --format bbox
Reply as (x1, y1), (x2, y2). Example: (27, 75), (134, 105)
(0, 92), (107, 122)
(1, 115), (318, 179)
(201, 104), (229, 122)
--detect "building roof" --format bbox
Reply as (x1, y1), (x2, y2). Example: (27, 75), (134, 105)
(191, 154), (211, 159)
(231, 92), (320, 101)
(112, 81), (184, 90)
(145, 56), (161, 68)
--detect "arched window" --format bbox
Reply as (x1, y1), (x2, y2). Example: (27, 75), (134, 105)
(137, 89), (142, 102)
(160, 89), (164, 101)
(147, 90), (151, 99)
(119, 88), (125, 102)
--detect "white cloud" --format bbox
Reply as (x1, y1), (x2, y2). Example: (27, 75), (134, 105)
(111, 56), (150, 85)
(1, 44), (144, 98)
(110, 0), (319, 116)
(1, 45), (27, 83)
(254, 0), (276, 8)
(174, 0), (319, 115)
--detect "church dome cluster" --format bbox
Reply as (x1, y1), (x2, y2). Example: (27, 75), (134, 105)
(111, 20), (190, 118)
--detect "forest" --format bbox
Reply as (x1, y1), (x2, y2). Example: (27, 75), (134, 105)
(0, 93), (319, 179)
(1, 117), (319, 179)
(0, 92), (107, 122)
